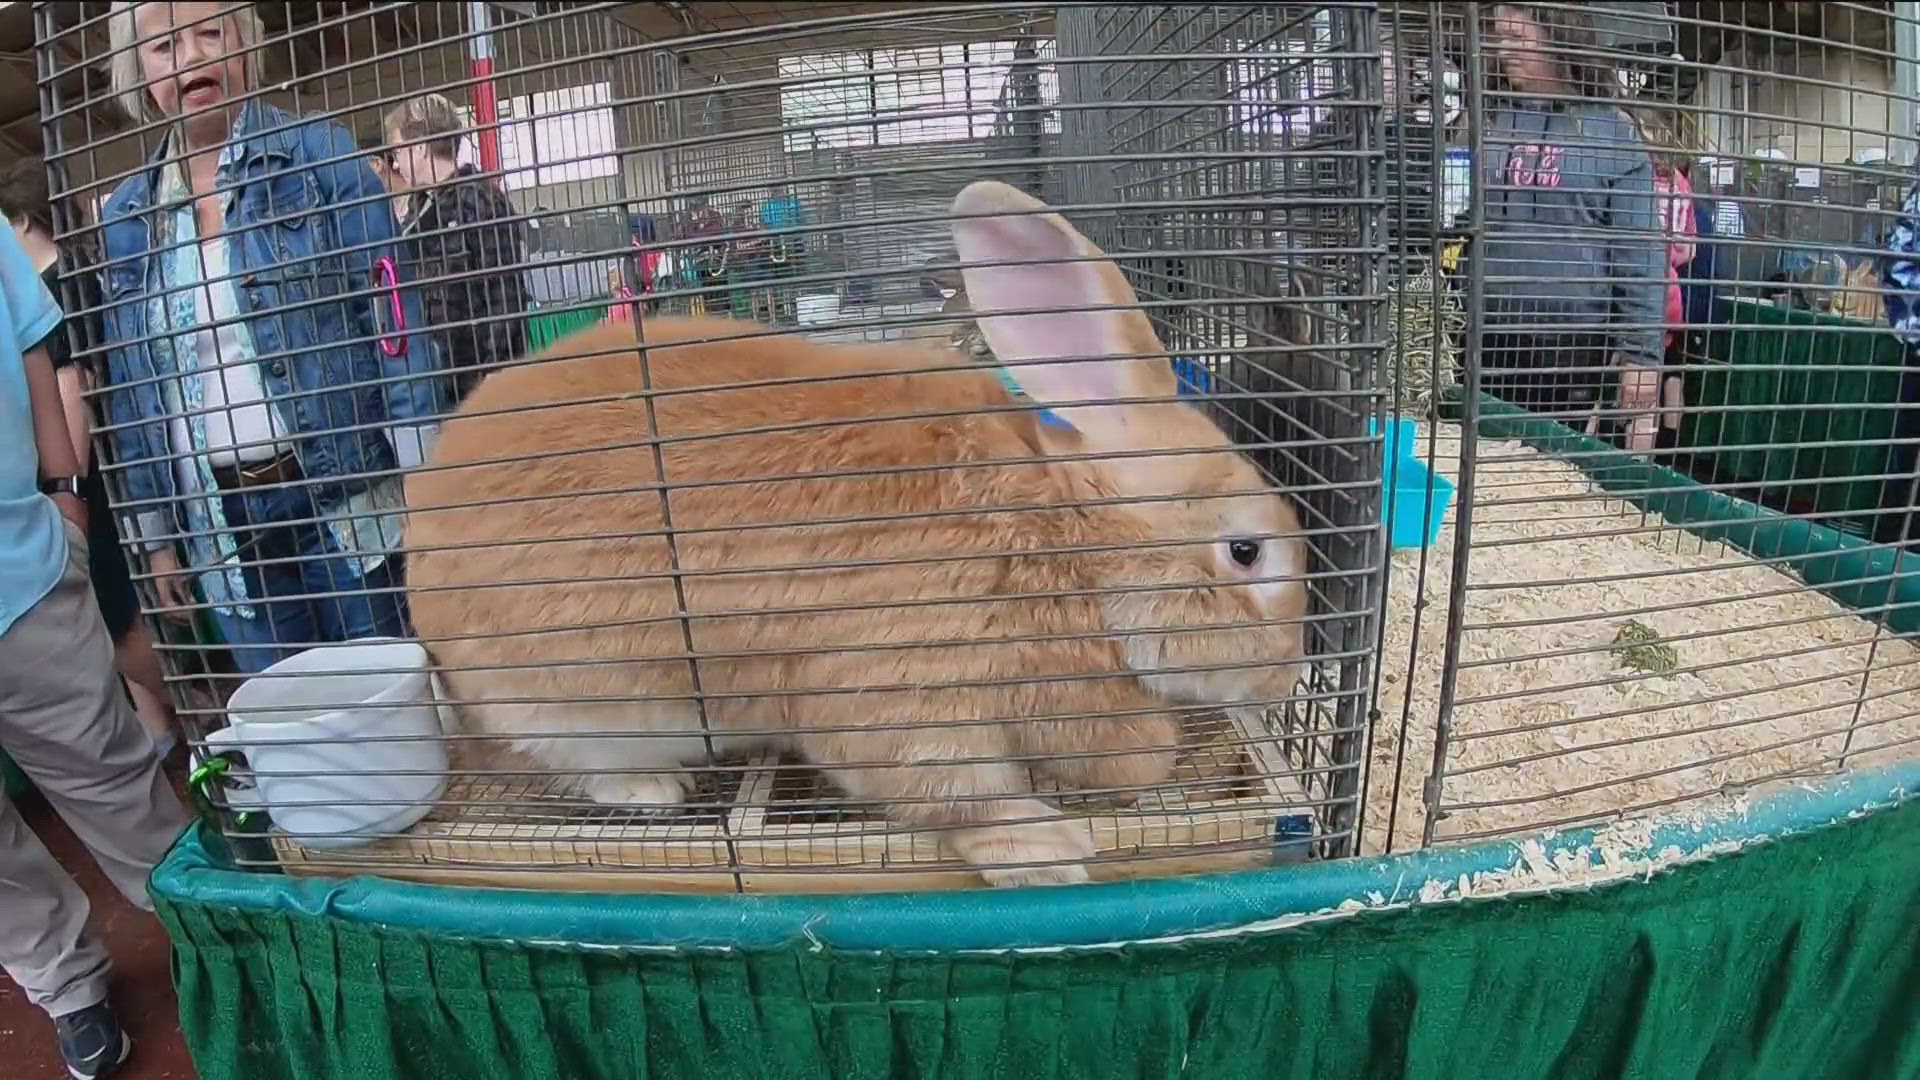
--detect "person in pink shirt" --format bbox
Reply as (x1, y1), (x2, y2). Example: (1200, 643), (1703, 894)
(1638, 109), (1698, 435)
(1654, 163), (1698, 350)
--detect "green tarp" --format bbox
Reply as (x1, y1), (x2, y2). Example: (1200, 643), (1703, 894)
(155, 792), (1920, 1080)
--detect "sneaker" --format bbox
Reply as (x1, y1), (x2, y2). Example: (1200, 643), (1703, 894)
(53, 1001), (131, 1079)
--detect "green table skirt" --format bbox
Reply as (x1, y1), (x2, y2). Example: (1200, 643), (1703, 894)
(152, 759), (1920, 1080)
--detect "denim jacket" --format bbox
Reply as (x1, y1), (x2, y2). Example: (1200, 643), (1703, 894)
(1885, 182), (1920, 345)
(97, 99), (448, 535)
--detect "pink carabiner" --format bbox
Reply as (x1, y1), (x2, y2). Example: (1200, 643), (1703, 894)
(374, 256), (407, 358)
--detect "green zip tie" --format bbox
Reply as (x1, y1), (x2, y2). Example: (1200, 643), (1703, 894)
(187, 753), (258, 829)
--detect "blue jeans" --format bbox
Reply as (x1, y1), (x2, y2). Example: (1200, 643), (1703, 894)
(210, 485), (408, 675)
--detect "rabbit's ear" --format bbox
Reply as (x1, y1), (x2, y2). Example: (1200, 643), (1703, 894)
(951, 181), (1175, 441)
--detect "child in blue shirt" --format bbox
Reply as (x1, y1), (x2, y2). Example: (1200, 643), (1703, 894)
(0, 219), (187, 1077)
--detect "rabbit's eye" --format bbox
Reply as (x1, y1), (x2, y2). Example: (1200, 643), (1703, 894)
(1227, 539), (1261, 568)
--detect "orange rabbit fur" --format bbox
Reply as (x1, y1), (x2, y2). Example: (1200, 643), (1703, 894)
(403, 181), (1308, 887)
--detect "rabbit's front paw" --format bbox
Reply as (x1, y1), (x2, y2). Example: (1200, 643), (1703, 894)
(580, 771), (692, 816)
(950, 807), (1096, 888)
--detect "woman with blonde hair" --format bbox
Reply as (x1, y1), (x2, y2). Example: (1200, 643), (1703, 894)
(95, 1), (447, 674)
(384, 92), (529, 400)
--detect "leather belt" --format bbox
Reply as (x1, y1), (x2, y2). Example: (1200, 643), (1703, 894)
(211, 451), (302, 490)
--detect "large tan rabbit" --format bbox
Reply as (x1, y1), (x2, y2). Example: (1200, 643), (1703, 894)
(404, 181), (1308, 888)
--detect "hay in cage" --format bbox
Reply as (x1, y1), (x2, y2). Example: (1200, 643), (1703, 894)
(1364, 423), (1920, 854)
(1383, 261), (1463, 416)
(268, 710), (1318, 893)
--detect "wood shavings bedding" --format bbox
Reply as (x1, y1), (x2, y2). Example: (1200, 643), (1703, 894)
(1360, 422), (1920, 855)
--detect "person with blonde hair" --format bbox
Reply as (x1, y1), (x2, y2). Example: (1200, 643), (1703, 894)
(94, 2), (447, 674)
(384, 92), (529, 399)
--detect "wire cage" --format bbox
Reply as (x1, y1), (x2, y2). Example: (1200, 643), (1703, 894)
(25, 0), (1920, 904)
(1363, 0), (1920, 855)
(34, 1), (1383, 893)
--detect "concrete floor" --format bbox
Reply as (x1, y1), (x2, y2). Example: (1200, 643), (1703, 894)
(0, 785), (197, 1079)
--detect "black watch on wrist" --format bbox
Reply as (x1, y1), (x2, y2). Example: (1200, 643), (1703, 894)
(38, 474), (84, 499)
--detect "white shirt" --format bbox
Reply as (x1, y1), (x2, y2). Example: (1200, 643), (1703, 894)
(166, 237), (287, 469)
(132, 151), (440, 556)
(1713, 199), (1746, 239)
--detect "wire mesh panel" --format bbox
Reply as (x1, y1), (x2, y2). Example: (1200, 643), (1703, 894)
(41, 0), (1918, 899)
(647, 7), (1070, 338)
(35, 2), (1383, 893)
(1053, 3), (1385, 854)
(1366, 0), (1920, 855)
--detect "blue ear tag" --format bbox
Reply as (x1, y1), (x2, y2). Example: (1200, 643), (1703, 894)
(995, 366), (1076, 430)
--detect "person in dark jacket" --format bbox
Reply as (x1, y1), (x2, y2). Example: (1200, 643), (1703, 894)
(1470, 4), (1669, 450)
(385, 94), (531, 401)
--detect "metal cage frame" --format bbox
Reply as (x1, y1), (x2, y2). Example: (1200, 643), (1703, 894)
(18, 0), (1920, 896)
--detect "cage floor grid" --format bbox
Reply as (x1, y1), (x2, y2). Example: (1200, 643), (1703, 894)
(268, 711), (1316, 893)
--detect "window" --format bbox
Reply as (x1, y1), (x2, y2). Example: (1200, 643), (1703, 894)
(778, 51), (872, 150)
(777, 41), (1059, 153)
(496, 80), (620, 188)
(1233, 10), (1338, 143)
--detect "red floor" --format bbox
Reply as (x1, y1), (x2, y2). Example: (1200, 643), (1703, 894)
(0, 788), (197, 1079)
